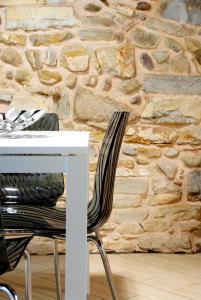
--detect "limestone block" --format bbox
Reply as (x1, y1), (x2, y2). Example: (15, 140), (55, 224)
(139, 232), (191, 252)
(96, 42), (136, 79)
(165, 148), (179, 158)
(182, 154), (201, 168)
(157, 160), (177, 180)
(74, 86), (130, 122)
(115, 178), (148, 195)
(163, 0), (189, 23)
(1, 48), (23, 67)
(110, 3), (135, 17)
(165, 37), (183, 52)
(118, 79), (141, 95)
(189, 9), (201, 25)
(137, 146), (161, 158)
(6, 6), (78, 30)
(145, 17), (196, 37)
(141, 219), (171, 232)
(0, 0), (45, 5)
(144, 74), (201, 95)
(9, 95), (48, 111)
(14, 68), (32, 85)
(60, 45), (90, 72)
(117, 222), (144, 234)
(113, 207), (148, 222)
(142, 97), (201, 125)
(131, 28), (160, 49)
(187, 170), (201, 202)
(83, 14), (115, 27)
(38, 70), (62, 85)
(125, 126), (178, 145)
(78, 29), (115, 41)
(0, 33), (26, 46)
(84, 3), (102, 13)
(25, 49), (43, 70)
(30, 32), (72, 46)
(154, 204), (201, 221)
(66, 73), (77, 89)
(113, 195), (142, 208)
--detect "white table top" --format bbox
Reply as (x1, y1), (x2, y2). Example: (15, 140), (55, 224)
(0, 131), (89, 155)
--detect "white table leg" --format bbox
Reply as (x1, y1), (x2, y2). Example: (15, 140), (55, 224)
(65, 155), (88, 300)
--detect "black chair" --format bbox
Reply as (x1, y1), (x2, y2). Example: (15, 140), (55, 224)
(0, 113), (64, 300)
(2, 111), (129, 300)
(0, 201), (32, 300)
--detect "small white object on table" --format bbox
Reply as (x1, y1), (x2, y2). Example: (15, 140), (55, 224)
(0, 131), (89, 300)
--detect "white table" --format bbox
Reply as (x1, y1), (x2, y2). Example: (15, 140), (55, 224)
(0, 131), (89, 300)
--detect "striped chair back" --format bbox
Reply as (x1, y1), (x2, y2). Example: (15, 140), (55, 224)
(88, 112), (129, 233)
(0, 113), (64, 207)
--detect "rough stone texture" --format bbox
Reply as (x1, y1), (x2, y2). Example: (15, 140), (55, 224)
(1, 48), (22, 67)
(6, 6), (78, 30)
(154, 204), (201, 221)
(131, 28), (160, 49)
(136, 2), (151, 11)
(140, 53), (154, 71)
(44, 48), (57, 66)
(25, 49), (43, 70)
(149, 177), (181, 205)
(9, 95), (48, 111)
(182, 154), (201, 168)
(118, 79), (141, 94)
(125, 126), (178, 145)
(66, 73), (77, 89)
(110, 3), (135, 17)
(96, 42), (135, 79)
(74, 86), (130, 122)
(14, 68), (32, 84)
(165, 148), (179, 158)
(189, 9), (201, 25)
(0, 0), (45, 4)
(157, 57), (190, 73)
(187, 170), (201, 202)
(145, 17), (196, 37)
(165, 37), (184, 52)
(38, 69), (62, 85)
(0, 33), (26, 45)
(30, 32), (72, 46)
(84, 3), (101, 12)
(115, 178), (148, 195)
(60, 44), (90, 72)
(137, 146), (161, 158)
(142, 97), (201, 125)
(83, 14), (115, 27)
(0, 0), (200, 254)
(78, 28), (115, 41)
(163, 0), (189, 23)
(153, 50), (169, 63)
(157, 160), (177, 180)
(138, 232), (191, 252)
(144, 74), (201, 95)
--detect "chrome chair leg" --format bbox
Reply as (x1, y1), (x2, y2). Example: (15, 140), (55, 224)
(0, 283), (18, 300)
(23, 250), (32, 300)
(88, 231), (119, 300)
(53, 238), (62, 300)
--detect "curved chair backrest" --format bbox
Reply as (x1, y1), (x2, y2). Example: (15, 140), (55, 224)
(88, 111), (129, 233)
(0, 113), (64, 207)
(0, 203), (31, 276)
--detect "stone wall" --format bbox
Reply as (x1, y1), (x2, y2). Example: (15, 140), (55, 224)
(0, 0), (201, 254)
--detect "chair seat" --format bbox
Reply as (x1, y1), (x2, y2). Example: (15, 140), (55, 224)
(2, 205), (98, 234)
(2, 206), (66, 233)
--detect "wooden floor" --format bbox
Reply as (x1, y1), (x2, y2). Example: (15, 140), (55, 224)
(1, 253), (201, 300)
